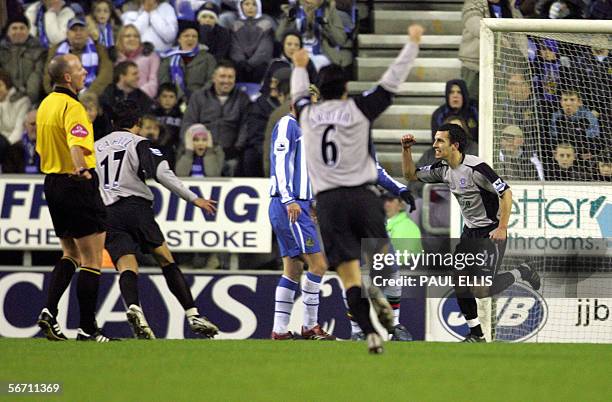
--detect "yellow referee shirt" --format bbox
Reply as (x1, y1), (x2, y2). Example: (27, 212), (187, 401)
(36, 87), (96, 174)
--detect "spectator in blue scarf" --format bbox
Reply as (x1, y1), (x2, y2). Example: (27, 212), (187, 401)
(159, 19), (217, 102)
(43, 17), (114, 96)
(25, 0), (76, 48)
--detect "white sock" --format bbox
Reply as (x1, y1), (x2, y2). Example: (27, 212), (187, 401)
(185, 307), (199, 318)
(393, 308), (400, 327)
(466, 318), (481, 328)
(273, 275), (297, 334)
(302, 272), (321, 330)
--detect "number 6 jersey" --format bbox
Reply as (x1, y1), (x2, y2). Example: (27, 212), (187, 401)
(94, 131), (198, 206)
(292, 41), (420, 195)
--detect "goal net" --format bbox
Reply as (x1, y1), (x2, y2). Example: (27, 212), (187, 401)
(479, 18), (612, 343)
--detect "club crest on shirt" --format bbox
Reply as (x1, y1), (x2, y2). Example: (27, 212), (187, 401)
(70, 124), (89, 138)
(459, 177), (467, 189)
(275, 138), (288, 153)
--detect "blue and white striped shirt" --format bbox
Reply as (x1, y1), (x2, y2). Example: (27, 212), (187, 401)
(270, 114), (312, 203)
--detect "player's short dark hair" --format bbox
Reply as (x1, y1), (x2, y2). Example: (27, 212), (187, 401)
(0, 69), (13, 89)
(317, 64), (348, 100)
(114, 60), (137, 83)
(442, 115), (471, 138)
(438, 123), (468, 153)
(214, 59), (236, 72)
(157, 82), (177, 97)
(141, 114), (159, 124)
(112, 100), (141, 130)
(48, 55), (71, 85)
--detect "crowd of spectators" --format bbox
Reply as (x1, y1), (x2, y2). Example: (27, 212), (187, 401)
(0, 0), (357, 177)
(0, 0), (609, 182)
(454, 0), (611, 182)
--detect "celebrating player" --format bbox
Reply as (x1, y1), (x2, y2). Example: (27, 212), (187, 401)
(291, 24), (424, 353)
(36, 54), (113, 342)
(269, 99), (335, 340)
(401, 123), (541, 342)
(94, 101), (219, 339)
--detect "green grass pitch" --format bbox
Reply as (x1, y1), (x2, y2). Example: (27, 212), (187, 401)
(1, 339), (610, 402)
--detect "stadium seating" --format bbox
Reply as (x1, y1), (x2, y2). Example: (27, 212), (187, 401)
(352, 0), (465, 176)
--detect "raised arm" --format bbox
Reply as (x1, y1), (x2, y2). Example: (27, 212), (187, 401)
(291, 49), (311, 99)
(379, 24), (423, 94)
(401, 134), (419, 181)
(354, 24), (423, 121)
(136, 140), (216, 214)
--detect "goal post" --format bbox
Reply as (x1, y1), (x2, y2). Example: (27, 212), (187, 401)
(475, 18), (612, 343)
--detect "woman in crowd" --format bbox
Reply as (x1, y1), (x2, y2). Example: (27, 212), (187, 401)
(114, 24), (160, 98)
(276, 0), (351, 71)
(260, 31), (317, 98)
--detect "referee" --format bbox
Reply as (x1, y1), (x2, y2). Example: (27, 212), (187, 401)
(401, 124), (540, 342)
(36, 54), (113, 342)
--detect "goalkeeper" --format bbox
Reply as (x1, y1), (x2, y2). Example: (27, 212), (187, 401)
(401, 124), (540, 342)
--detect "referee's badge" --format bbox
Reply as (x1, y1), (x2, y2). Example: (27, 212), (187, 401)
(70, 124), (89, 138)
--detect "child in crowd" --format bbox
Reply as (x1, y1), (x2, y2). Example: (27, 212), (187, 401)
(140, 114), (176, 168)
(175, 123), (223, 269)
(175, 123), (222, 177)
(152, 83), (183, 154)
(229, 0), (274, 82)
(86, 0), (122, 48)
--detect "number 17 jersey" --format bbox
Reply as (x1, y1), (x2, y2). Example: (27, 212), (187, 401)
(94, 131), (197, 207)
(298, 98), (379, 195)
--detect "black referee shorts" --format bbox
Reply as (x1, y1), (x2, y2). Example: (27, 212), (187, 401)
(44, 170), (106, 239)
(316, 185), (388, 268)
(455, 223), (507, 277)
(104, 196), (165, 264)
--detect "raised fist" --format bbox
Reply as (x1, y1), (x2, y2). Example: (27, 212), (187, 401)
(401, 134), (417, 150)
(408, 24), (425, 44)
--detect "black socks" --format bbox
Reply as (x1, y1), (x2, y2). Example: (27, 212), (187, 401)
(46, 257), (78, 317)
(77, 267), (101, 334)
(119, 270), (140, 307)
(162, 263), (195, 310)
(346, 286), (375, 335)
